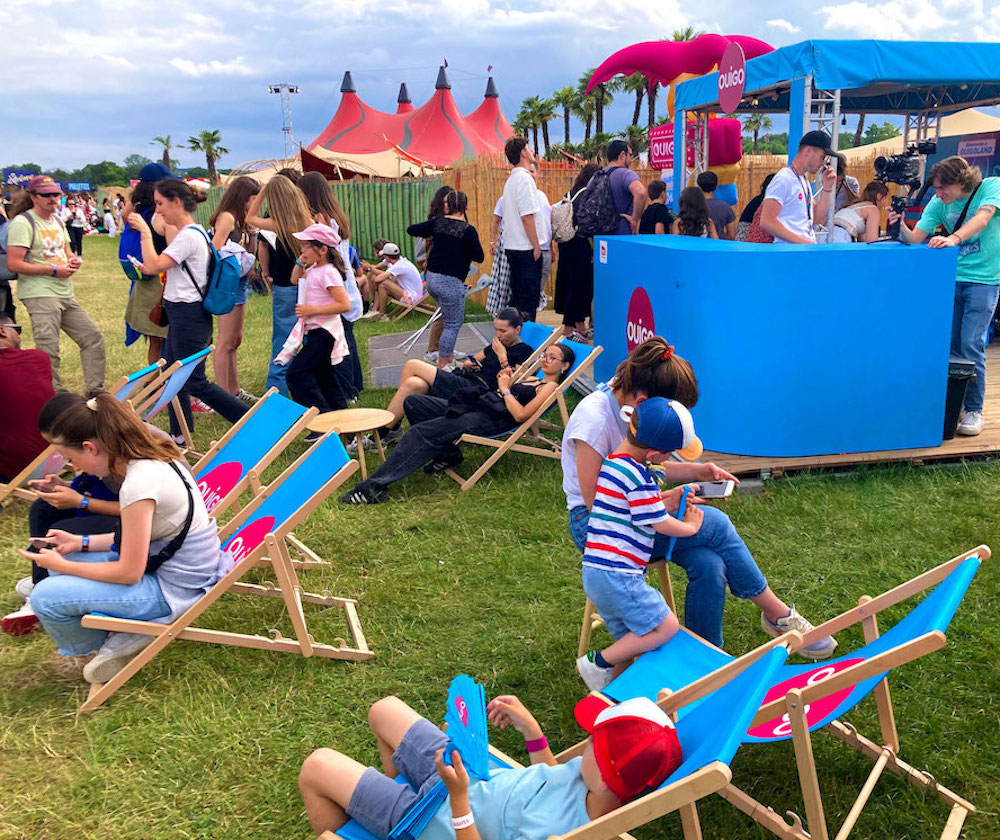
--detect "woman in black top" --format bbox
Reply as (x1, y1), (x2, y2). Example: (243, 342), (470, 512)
(737, 172), (776, 240)
(554, 164), (598, 338)
(406, 189), (484, 370)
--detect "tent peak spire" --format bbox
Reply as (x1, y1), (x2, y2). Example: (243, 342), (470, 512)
(435, 66), (451, 90)
(340, 71), (356, 94)
(484, 77), (499, 98)
(397, 82), (411, 103)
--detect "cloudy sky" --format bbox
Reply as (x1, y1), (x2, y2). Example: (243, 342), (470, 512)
(4, 0), (1000, 171)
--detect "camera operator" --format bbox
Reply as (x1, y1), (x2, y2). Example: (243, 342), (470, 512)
(760, 131), (838, 244)
(891, 155), (1000, 436)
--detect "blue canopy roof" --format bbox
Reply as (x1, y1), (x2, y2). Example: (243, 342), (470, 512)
(674, 39), (1000, 114)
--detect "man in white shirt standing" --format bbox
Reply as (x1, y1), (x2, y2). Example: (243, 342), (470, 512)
(500, 137), (543, 321)
(760, 131), (838, 244)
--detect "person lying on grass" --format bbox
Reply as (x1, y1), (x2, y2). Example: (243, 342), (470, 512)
(576, 397), (704, 690)
(340, 343), (574, 505)
(299, 691), (681, 840)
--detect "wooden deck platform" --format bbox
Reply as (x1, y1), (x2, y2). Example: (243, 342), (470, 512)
(704, 345), (1000, 477)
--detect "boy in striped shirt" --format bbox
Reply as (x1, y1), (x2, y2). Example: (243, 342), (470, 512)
(577, 397), (703, 690)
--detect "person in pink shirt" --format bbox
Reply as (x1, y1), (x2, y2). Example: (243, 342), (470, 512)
(281, 224), (352, 423)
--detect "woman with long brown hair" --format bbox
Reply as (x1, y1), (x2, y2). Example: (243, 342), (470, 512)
(21, 392), (223, 684)
(831, 180), (889, 243)
(247, 175), (313, 395)
(209, 175), (261, 401)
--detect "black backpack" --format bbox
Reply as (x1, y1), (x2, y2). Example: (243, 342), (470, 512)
(574, 167), (621, 237)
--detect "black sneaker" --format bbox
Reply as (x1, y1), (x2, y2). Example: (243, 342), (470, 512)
(380, 425), (405, 447)
(340, 485), (388, 505)
(424, 452), (464, 474)
(304, 431), (323, 444)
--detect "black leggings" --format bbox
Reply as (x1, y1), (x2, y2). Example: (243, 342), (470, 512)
(68, 225), (85, 256)
(28, 498), (119, 584)
(287, 327), (353, 413)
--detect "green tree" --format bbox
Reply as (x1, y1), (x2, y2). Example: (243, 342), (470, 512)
(517, 98), (542, 154)
(742, 114), (773, 153)
(572, 88), (596, 141)
(512, 112), (532, 140)
(580, 69), (615, 135)
(122, 154), (153, 179)
(187, 130), (229, 183)
(150, 135), (173, 167)
(852, 114), (866, 148)
(552, 87), (579, 145)
(862, 121), (902, 145)
(623, 125), (649, 155)
(535, 97), (556, 155)
(621, 72), (647, 127)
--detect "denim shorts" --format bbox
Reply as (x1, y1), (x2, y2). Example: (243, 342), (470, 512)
(347, 718), (449, 839)
(234, 274), (250, 306)
(582, 565), (671, 640)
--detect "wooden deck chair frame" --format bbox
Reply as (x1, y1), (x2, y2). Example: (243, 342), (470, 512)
(387, 290), (437, 321)
(568, 546), (988, 840)
(132, 345), (215, 457)
(77, 434), (372, 712)
(444, 343), (602, 491)
(0, 360), (165, 508)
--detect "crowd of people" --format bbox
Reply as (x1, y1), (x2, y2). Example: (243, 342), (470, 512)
(1, 136), (998, 840)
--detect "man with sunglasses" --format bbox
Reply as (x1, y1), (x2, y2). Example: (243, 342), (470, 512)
(0, 314), (54, 485)
(6, 175), (105, 392)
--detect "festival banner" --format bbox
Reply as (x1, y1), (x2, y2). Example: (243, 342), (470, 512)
(3, 169), (35, 189)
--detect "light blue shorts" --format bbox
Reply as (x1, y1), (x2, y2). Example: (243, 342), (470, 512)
(234, 274), (250, 306)
(582, 565), (671, 640)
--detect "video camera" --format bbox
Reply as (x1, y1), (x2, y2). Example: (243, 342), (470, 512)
(874, 141), (937, 240)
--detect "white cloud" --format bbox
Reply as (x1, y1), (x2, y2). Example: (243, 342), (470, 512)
(816, 0), (948, 38)
(169, 56), (253, 78)
(101, 55), (138, 70)
(767, 18), (801, 33)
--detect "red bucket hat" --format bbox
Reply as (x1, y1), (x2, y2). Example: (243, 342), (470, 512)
(575, 695), (683, 802)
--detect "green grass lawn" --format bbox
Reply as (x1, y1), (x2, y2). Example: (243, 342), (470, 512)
(1, 236), (999, 839)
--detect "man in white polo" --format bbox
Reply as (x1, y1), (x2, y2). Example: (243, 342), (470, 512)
(6, 175), (105, 391)
(760, 130), (838, 244)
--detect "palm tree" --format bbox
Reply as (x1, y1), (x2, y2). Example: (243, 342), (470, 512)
(621, 73), (647, 127)
(580, 70), (614, 136)
(671, 25), (702, 42)
(572, 90), (596, 142)
(624, 125), (649, 155)
(150, 135), (172, 167)
(518, 97), (542, 154)
(552, 87), (579, 145)
(187, 130), (230, 183)
(647, 83), (658, 130)
(512, 113), (532, 140)
(742, 114), (773, 153)
(852, 114), (866, 147)
(535, 98), (557, 155)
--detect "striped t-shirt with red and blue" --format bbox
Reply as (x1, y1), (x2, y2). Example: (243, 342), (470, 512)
(583, 453), (670, 574)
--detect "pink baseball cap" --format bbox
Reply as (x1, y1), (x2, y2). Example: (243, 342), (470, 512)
(293, 223), (342, 248)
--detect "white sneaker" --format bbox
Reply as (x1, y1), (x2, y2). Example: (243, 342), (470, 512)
(15, 576), (34, 600)
(1, 602), (40, 637)
(423, 350), (439, 363)
(761, 607), (838, 660)
(359, 309), (382, 320)
(576, 651), (614, 690)
(83, 631), (154, 684)
(957, 410), (984, 436)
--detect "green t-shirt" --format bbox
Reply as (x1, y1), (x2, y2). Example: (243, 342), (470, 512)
(7, 210), (73, 298)
(916, 176), (1000, 284)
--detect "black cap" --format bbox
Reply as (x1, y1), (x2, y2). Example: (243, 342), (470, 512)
(799, 130), (834, 154)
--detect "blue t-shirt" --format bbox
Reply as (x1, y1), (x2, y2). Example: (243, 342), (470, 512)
(608, 166), (640, 235)
(425, 757), (590, 840)
(916, 176), (1000, 284)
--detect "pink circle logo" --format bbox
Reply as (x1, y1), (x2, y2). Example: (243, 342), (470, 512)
(718, 42), (747, 114)
(626, 287), (655, 352)
(747, 658), (863, 741)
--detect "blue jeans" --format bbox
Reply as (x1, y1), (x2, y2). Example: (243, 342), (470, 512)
(569, 504), (768, 647)
(30, 551), (170, 655)
(951, 281), (1000, 412)
(267, 285), (299, 396)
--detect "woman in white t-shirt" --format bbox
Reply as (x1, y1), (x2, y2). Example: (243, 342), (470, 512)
(23, 392), (222, 685)
(128, 179), (248, 443)
(561, 336), (837, 657)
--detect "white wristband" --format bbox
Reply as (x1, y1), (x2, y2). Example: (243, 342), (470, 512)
(452, 813), (475, 830)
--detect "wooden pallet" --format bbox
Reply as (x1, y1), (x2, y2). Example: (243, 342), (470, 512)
(705, 346), (1000, 478)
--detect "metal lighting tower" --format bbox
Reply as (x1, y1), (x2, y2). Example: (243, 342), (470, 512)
(267, 83), (300, 158)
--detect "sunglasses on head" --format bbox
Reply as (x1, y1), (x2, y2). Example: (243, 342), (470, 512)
(2, 323), (22, 334)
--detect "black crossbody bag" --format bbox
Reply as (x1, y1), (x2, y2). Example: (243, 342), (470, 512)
(113, 462), (195, 573)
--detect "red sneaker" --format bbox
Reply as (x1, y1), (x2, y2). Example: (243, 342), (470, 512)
(190, 397), (214, 414)
(2, 603), (40, 636)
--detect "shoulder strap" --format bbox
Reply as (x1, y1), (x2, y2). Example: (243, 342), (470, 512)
(951, 182), (984, 234)
(144, 462), (197, 573)
(178, 225), (210, 298)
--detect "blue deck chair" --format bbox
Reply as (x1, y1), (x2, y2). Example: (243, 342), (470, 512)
(79, 431), (369, 712)
(320, 644), (791, 840)
(445, 329), (603, 491)
(573, 546), (989, 840)
(132, 346), (214, 453)
(0, 359), (165, 508)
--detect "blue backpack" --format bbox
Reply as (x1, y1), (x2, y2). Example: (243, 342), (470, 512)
(180, 226), (241, 316)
